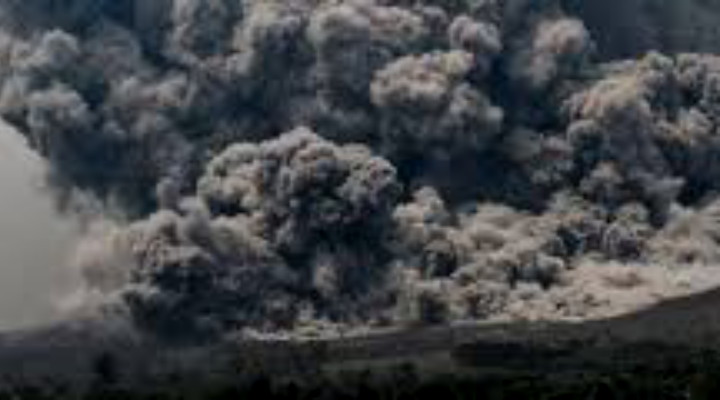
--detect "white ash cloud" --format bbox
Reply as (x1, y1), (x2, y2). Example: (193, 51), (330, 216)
(3, 0), (720, 338)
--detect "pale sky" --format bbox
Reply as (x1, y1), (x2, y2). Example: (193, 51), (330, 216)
(0, 121), (79, 329)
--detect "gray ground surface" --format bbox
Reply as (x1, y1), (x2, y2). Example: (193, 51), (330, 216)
(1, 286), (719, 387)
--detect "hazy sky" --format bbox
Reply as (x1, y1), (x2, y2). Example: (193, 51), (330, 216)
(0, 122), (79, 330)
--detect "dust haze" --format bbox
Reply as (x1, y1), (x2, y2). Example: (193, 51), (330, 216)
(0, 122), (78, 329)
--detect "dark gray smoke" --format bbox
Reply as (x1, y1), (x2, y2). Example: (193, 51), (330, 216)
(4, 0), (720, 339)
(565, 0), (720, 58)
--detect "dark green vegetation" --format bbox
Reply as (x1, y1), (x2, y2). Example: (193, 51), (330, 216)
(2, 348), (720, 400)
(4, 288), (720, 399)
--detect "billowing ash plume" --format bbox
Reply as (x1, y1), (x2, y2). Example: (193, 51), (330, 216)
(4, 0), (720, 338)
(76, 128), (404, 336)
(565, 0), (720, 58)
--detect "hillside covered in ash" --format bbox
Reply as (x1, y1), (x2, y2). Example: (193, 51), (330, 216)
(4, 0), (720, 339)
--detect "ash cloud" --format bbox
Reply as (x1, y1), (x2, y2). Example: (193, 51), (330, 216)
(4, 0), (720, 338)
(564, 0), (720, 58)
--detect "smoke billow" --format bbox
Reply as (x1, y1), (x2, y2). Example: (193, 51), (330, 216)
(565, 0), (720, 59)
(4, 0), (720, 338)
